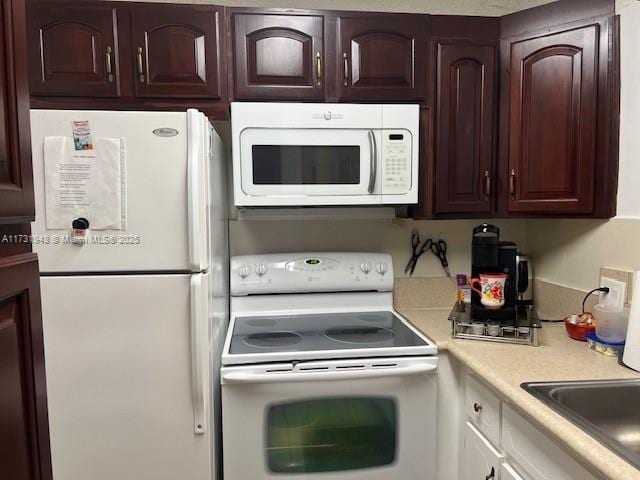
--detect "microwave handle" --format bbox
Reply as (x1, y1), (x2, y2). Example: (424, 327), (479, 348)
(368, 130), (377, 193)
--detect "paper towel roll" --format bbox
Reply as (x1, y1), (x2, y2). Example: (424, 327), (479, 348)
(623, 271), (640, 371)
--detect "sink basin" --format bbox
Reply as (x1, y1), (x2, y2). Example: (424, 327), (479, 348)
(522, 379), (640, 469)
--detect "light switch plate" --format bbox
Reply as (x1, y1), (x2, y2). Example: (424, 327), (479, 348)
(600, 277), (627, 310)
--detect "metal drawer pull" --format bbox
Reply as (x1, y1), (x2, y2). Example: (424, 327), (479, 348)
(484, 170), (491, 197)
(137, 47), (145, 83)
(316, 51), (321, 86)
(509, 169), (517, 197)
(343, 52), (349, 86)
(105, 46), (113, 83)
(473, 402), (483, 413)
(486, 466), (495, 480)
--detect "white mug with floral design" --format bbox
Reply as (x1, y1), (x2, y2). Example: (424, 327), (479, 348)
(471, 273), (508, 310)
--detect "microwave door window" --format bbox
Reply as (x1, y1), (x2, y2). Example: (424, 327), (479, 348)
(252, 145), (361, 185)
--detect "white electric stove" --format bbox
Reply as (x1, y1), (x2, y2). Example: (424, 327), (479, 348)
(221, 252), (438, 480)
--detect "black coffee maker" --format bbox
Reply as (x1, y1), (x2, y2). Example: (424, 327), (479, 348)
(471, 224), (530, 322)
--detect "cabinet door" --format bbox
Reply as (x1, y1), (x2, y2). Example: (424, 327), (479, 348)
(1, 0), (34, 221)
(434, 41), (496, 214)
(501, 462), (526, 480)
(232, 12), (324, 100)
(461, 421), (503, 480)
(131, 5), (224, 98)
(506, 25), (598, 214)
(337, 16), (426, 101)
(0, 253), (52, 480)
(27, 3), (119, 97)
(502, 404), (598, 480)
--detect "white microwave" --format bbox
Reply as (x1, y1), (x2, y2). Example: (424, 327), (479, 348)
(231, 103), (419, 206)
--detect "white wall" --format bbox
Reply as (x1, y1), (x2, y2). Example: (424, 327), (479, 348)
(111, 0), (555, 16)
(615, 0), (640, 218)
(230, 218), (529, 278)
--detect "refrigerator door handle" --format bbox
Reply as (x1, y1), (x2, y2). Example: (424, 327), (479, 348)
(190, 274), (206, 435)
(187, 109), (206, 272)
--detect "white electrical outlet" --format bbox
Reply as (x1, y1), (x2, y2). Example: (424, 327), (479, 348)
(600, 277), (627, 310)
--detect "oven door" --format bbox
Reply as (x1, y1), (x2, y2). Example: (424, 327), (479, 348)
(221, 356), (437, 480)
(238, 128), (381, 204)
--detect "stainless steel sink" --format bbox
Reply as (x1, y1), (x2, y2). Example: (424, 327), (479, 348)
(522, 379), (640, 469)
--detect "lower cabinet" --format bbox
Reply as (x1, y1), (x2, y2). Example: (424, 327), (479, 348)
(462, 421), (502, 480)
(461, 373), (598, 480)
(501, 462), (526, 480)
(0, 253), (52, 480)
(501, 404), (598, 480)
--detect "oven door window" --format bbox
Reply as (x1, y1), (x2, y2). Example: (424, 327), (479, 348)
(266, 397), (397, 473)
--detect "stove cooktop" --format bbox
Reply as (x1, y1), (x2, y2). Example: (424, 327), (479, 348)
(223, 310), (436, 365)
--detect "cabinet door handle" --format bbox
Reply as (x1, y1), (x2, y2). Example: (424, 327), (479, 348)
(316, 51), (322, 86)
(343, 52), (349, 86)
(136, 47), (145, 83)
(484, 170), (491, 198)
(473, 402), (483, 413)
(485, 466), (495, 480)
(509, 169), (517, 197)
(105, 46), (113, 83)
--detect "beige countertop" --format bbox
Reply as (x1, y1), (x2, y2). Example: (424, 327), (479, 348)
(399, 307), (640, 480)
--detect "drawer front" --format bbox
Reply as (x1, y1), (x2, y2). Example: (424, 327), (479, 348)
(501, 404), (598, 480)
(501, 462), (527, 480)
(465, 374), (501, 446)
(462, 422), (503, 480)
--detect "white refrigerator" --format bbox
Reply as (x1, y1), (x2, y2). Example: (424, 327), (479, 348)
(29, 109), (228, 480)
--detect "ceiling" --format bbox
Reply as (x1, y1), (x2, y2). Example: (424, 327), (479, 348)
(119, 0), (559, 17)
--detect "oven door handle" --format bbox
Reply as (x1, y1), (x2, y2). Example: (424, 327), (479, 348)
(222, 363), (436, 384)
(367, 130), (377, 193)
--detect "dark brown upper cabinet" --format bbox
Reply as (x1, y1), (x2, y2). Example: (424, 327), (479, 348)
(433, 40), (496, 215)
(27, 4), (119, 97)
(231, 12), (324, 100)
(1, 0), (35, 223)
(505, 24), (599, 215)
(336, 15), (426, 101)
(27, 1), (228, 119)
(131, 5), (223, 99)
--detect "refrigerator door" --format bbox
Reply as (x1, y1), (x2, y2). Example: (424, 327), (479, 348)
(30, 109), (210, 273)
(41, 273), (213, 480)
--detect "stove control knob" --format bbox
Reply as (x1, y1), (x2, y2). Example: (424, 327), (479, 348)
(238, 265), (251, 279)
(255, 264), (267, 277)
(360, 260), (372, 274)
(376, 262), (388, 275)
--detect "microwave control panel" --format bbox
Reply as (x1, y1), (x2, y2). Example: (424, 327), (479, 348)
(381, 129), (412, 194)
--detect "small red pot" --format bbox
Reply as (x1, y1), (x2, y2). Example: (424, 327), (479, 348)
(564, 318), (596, 341)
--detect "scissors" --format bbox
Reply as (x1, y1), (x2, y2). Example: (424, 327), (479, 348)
(430, 239), (451, 278)
(405, 230), (432, 276)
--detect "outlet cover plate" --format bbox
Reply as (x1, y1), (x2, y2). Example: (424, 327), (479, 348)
(600, 267), (633, 306)
(600, 277), (627, 310)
